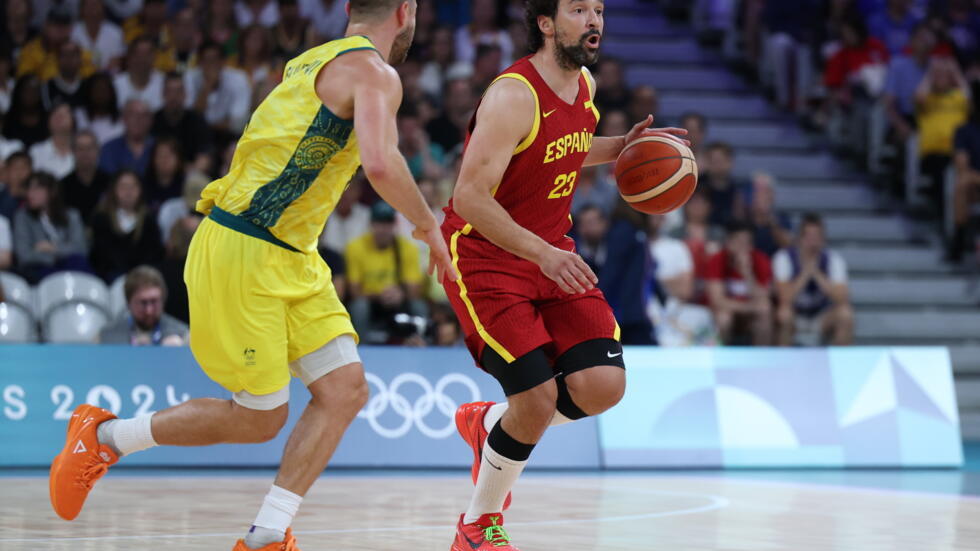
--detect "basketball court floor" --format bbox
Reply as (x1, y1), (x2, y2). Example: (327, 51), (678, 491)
(3, 454), (980, 551)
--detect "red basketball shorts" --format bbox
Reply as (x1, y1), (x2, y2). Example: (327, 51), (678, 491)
(441, 227), (620, 368)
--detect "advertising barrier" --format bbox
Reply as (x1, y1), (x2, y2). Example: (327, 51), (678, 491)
(0, 346), (599, 468)
(0, 346), (961, 468)
(600, 347), (963, 467)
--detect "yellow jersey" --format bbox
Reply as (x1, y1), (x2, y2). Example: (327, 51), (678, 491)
(345, 234), (423, 296)
(196, 35), (377, 253)
(918, 89), (969, 156)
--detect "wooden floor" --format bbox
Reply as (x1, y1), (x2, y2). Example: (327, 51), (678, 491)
(2, 473), (978, 550)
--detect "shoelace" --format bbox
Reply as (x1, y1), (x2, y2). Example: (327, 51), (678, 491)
(483, 523), (511, 547)
(76, 459), (109, 491)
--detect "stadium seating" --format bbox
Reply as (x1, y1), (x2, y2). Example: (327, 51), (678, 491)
(109, 275), (127, 321)
(43, 302), (108, 343)
(0, 272), (36, 319)
(0, 302), (37, 343)
(36, 272), (111, 321)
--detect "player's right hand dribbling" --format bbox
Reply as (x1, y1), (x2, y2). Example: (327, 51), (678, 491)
(537, 247), (598, 295)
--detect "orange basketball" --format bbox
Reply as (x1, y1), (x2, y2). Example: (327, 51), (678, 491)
(614, 133), (698, 215)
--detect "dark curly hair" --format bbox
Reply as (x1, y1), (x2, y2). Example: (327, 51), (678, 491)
(525, 0), (560, 53)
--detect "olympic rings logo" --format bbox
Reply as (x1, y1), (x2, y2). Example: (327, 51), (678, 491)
(357, 372), (481, 439)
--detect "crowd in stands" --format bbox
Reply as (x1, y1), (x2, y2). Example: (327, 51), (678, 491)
(678, 0), (980, 262)
(0, 0), (857, 348)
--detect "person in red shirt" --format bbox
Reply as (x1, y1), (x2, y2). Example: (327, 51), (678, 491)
(706, 222), (773, 345)
(824, 17), (890, 104)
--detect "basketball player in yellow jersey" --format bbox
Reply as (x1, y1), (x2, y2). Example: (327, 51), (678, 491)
(49, 1), (455, 549)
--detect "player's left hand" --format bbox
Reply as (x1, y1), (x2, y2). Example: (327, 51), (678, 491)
(625, 115), (691, 147)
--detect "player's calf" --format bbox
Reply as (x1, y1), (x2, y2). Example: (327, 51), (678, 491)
(500, 379), (558, 444)
(151, 398), (290, 446)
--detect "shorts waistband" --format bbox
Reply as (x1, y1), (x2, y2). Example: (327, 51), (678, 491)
(208, 206), (300, 252)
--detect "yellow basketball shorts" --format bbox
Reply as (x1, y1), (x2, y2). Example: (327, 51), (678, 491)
(184, 215), (357, 396)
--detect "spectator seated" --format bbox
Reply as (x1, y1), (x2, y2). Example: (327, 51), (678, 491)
(99, 265), (189, 345)
(706, 222), (773, 346)
(345, 202), (428, 345)
(774, 213), (854, 346)
(644, 214), (718, 346)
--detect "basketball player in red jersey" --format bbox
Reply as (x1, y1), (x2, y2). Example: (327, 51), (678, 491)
(443, 1), (688, 549)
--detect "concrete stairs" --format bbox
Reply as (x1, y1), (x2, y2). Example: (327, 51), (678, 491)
(604, 0), (980, 438)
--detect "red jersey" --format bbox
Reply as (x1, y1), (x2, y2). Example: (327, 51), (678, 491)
(443, 56), (601, 244)
(705, 249), (773, 301)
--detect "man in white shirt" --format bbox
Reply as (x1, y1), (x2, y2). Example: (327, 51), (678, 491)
(773, 213), (853, 346)
(71, 0), (125, 71)
(184, 42), (251, 134)
(647, 214), (694, 303)
(645, 214), (717, 346)
(113, 36), (165, 112)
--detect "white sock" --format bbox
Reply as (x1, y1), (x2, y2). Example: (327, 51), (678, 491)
(245, 485), (302, 548)
(482, 403), (508, 432)
(463, 441), (528, 524)
(482, 402), (574, 432)
(97, 414), (157, 456)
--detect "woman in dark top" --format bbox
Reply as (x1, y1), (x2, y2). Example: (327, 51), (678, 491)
(12, 172), (90, 283)
(143, 138), (186, 208)
(75, 72), (123, 146)
(4, 75), (49, 147)
(89, 170), (164, 282)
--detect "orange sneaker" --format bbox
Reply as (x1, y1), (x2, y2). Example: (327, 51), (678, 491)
(232, 528), (300, 550)
(455, 401), (511, 510)
(49, 404), (119, 520)
(450, 513), (519, 551)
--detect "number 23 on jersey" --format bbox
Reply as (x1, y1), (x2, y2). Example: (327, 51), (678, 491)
(548, 170), (578, 199)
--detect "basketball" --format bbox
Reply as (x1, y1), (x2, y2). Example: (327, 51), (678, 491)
(614, 133), (699, 214)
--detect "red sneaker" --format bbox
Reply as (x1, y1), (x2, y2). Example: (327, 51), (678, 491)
(455, 401), (511, 510)
(450, 513), (519, 551)
(49, 404), (119, 520)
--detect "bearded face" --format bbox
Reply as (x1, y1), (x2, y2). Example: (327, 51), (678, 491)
(553, 18), (602, 70)
(390, 17), (415, 64)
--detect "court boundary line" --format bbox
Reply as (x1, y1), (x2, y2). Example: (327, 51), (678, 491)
(0, 482), (729, 543)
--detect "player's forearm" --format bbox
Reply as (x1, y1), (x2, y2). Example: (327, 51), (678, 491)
(363, 153), (439, 232)
(583, 136), (626, 167)
(454, 185), (551, 263)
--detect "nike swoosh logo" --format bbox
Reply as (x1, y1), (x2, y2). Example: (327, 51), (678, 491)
(543, 109), (557, 118)
(607, 351), (622, 358)
(486, 459), (503, 470)
(463, 531), (483, 549)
